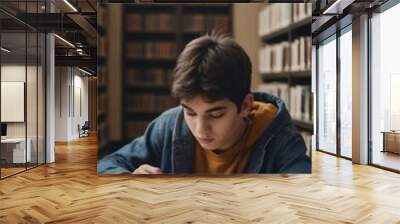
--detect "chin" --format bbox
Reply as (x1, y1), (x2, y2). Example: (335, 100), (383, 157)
(198, 141), (218, 150)
(199, 143), (216, 150)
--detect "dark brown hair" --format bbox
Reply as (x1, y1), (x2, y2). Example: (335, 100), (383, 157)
(171, 31), (252, 112)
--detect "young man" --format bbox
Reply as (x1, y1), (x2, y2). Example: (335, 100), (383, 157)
(97, 32), (311, 174)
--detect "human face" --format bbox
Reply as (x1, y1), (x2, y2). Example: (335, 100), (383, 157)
(181, 95), (253, 151)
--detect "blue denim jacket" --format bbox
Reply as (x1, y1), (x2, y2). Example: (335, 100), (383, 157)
(97, 92), (311, 174)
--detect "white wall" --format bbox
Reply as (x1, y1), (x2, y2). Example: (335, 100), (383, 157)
(1, 65), (26, 81)
(54, 67), (89, 141)
(1, 65), (35, 138)
(1, 65), (26, 142)
(71, 71), (89, 138)
(74, 73), (89, 121)
(1, 63), (46, 164)
(1, 82), (25, 122)
(55, 66), (69, 141)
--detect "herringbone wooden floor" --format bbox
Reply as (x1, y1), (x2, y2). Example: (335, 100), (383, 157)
(1, 135), (400, 223)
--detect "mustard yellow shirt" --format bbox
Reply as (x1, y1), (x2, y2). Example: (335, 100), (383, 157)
(194, 101), (278, 174)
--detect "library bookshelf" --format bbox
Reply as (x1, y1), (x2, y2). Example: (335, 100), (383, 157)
(97, 2), (109, 158)
(258, 3), (313, 153)
(122, 3), (232, 142)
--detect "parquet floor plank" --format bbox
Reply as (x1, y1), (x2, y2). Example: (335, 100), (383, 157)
(0, 135), (399, 223)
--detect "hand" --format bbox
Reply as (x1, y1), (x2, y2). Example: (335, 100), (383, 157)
(132, 164), (162, 174)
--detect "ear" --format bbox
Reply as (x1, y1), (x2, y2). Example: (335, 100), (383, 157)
(239, 94), (254, 117)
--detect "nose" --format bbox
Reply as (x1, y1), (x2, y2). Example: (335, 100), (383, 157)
(195, 117), (211, 137)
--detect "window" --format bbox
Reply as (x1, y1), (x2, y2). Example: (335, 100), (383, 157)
(370, 2), (400, 171)
(317, 35), (337, 154)
(339, 26), (352, 158)
(0, 1), (47, 179)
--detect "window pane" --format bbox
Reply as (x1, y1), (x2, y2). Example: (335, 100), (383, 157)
(318, 36), (337, 154)
(1, 31), (28, 177)
(371, 3), (400, 171)
(340, 28), (352, 158)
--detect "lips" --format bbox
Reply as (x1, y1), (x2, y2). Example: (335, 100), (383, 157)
(198, 137), (214, 144)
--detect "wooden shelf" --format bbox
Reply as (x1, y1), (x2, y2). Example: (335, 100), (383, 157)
(124, 4), (176, 13)
(261, 16), (312, 43)
(124, 85), (171, 94)
(261, 27), (290, 43)
(182, 4), (231, 14)
(290, 70), (311, 78)
(125, 32), (176, 40)
(262, 70), (311, 82)
(293, 119), (313, 132)
(125, 58), (176, 68)
(261, 73), (289, 82)
(183, 31), (206, 38)
(291, 17), (312, 32)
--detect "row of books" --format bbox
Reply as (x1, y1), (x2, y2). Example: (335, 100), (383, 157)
(258, 83), (289, 106)
(259, 4), (291, 37)
(98, 4), (108, 88)
(125, 13), (230, 34)
(259, 36), (311, 74)
(125, 94), (177, 113)
(293, 3), (312, 23)
(291, 36), (312, 72)
(126, 68), (173, 86)
(97, 4), (109, 153)
(183, 14), (229, 33)
(289, 85), (313, 122)
(258, 3), (311, 37)
(258, 83), (313, 122)
(126, 13), (176, 32)
(126, 41), (177, 59)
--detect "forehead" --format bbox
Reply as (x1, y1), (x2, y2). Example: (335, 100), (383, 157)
(180, 96), (233, 110)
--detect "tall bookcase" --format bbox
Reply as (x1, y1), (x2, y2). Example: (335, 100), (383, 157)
(122, 3), (232, 143)
(257, 3), (313, 153)
(97, 2), (109, 159)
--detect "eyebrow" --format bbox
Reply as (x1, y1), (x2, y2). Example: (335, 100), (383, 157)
(181, 103), (227, 113)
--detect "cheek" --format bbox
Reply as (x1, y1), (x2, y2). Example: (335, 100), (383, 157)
(184, 115), (196, 132)
(184, 115), (222, 136)
(184, 113), (241, 139)
(212, 116), (238, 137)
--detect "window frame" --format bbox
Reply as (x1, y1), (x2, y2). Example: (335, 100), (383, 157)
(315, 20), (353, 161)
(367, 0), (400, 173)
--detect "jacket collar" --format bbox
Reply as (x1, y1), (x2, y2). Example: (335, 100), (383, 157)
(244, 93), (292, 172)
(171, 92), (292, 174)
(171, 109), (195, 173)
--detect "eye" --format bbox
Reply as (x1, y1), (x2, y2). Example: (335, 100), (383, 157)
(185, 110), (196, 117)
(210, 112), (224, 118)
